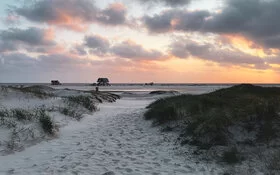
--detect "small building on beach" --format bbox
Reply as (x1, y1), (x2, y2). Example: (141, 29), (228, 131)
(51, 80), (61, 85)
(145, 82), (154, 86)
(97, 78), (110, 86)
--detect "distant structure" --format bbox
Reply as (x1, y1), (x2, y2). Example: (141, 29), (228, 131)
(97, 78), (110, 86)
(51, 80), (61, 85)
(145, 82), (154, 86)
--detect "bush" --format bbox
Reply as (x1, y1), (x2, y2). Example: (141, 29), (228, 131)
(37, 109), (54, 135)
(222, 147), (242, 164)
(0, 108), (9, 120)
(59, 107), (83, 120)
(144, 84), (280, 147)
(266, 150), (280, 173)
(0, 108), (18, 128)
(11, 109), (33, 121)
(257, 121), (277, 143)
(12, 86), (53, 99)
(66, 95), (97, 112)
(145, 103), (177, 125)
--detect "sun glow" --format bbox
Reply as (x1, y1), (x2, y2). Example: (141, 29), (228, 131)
(223, 35), (270, 58)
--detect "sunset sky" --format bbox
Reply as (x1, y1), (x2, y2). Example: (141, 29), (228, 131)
(0, 0), (280, 83)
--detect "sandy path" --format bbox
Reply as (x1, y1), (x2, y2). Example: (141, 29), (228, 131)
(0, 97), (216, 175)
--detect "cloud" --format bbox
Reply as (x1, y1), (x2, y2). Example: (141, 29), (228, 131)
(38, 54), (87, 69)
(28, 45), (66, 55)
(80, 35), (165, 60)
(2, 14), (20, 25)
(111, 40), (164, 59)
(84, 35), (110, 55)
(169, 37), (270, 69)
(143, 9), (210, 33)
(71, 45), (87, 56)
(96, 3), (127, 26)
(204, 0), (280, 48)
(15, 0), (96, 32)
(0, 52), (89, 73)
(0, 27), (55, 46)
(137, 0), (191, 7)
(13, 0), (128, 31)
(0, 53), (37, 69)
(0, 41), (18, 53)
(0, 52), (96, 82)
(0, 51), (167, 83)
(0, 27), (58, 53)
(143, 0), (280, 49)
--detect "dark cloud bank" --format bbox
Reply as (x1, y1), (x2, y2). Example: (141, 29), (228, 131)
(144, 0), (280, 49)
(0, 27), (56, 53)
(13, 0), (127, 31)
(169, 38), (271, 69)
(74, 35), (165, 60)
(137, 0), (191, 7)
(1, 0), (280, 82)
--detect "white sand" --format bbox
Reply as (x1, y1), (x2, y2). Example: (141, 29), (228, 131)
(0, 96), (226, 175)
(0, 86), (267, 174)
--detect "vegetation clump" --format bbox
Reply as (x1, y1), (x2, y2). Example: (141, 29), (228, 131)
(37, 108), (54, 135)
(66, 95), (97, 112)
(11, 109), (33, 121)
(222, 147), (242, 164)
(145, 84), (280, 147)
(59, 106), (83, 121)
(11, 85), (54, 99)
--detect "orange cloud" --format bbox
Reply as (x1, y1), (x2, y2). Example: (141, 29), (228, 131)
(47, 45), (66, 54)
(48, 12), (89, 32)
(171, 18), (180, 29)
(43, 28), (55, 41)
(221, 34), (273, 58)
(109, 2), (126, 11)
(15, 1), (128, 32)
(43, 3), (127, 32)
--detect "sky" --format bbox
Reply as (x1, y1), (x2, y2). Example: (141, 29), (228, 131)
(0, 0), (280, 83)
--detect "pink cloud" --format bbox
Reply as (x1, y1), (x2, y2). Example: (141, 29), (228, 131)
(14, 0), (128, 32)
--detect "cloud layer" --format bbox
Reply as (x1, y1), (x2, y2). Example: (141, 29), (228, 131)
(144, 0), (280, 49)
(0, 27), (57, 53)
(169, 37), (271, 69)
(1, 0), (280, 83)
(137, 0), (191, 7)
(75, 35), (166, 60)
(14, 0), (127, 31)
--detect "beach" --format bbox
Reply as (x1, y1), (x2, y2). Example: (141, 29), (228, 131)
(0, 84), (224, 174)
(0, 84), (279, 174)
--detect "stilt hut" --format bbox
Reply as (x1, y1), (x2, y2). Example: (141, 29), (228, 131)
(97, 78), (110, 86)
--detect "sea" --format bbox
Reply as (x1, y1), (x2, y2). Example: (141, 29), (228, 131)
(1, 83), (280, 95)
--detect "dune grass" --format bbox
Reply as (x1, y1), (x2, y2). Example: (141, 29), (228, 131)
(10, 85), (54, 99)
(65, 95), (97, 112)
(59, 106), (84, 121)
(0, 107), (55, 135)
(38, 108), (54, 135)
(145, 84), (280, 147)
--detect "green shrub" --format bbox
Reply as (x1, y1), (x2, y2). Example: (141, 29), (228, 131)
(38, 109), (54, 135)
(222, 147), (241, 164)
(12, 86), (53, 99)
(145, 84), (280, 147)
(59, 107), (83, 120)
(266, 150), (280, 173)
(11, 109), (33, 121)
(0, 108), (17, 128)
(145, 103), (177, 125)
(0, 108), (9, 118)
(257, 121), (277, 143)
(66, 95), (97, 112)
